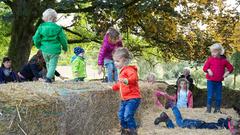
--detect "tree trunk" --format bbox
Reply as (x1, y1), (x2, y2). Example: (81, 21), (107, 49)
(233, 73), (237, 89)
(7, 0), (40, 71)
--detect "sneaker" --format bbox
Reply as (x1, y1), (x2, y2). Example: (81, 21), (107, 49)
(129, 129), (137, 135)
(120, 128), (129, 135)
(213, 109), (222, 114)
(45, 78), (52, 83)
(154, 112), (169, 125)
(206, 105), (211, 113)
(165, 100), (174, 109)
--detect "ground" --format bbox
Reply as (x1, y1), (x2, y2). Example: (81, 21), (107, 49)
(111, 108), (238, 135)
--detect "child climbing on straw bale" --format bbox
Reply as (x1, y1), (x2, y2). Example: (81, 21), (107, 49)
(98, 27), (123, 83)
(154, 78), (193, 109)
(112, 48), (141, 135)
(33, 8), (68, 83)
(203, 43), (233, 113)
(0, 57), (18, 84)
(71, 47), (86, 82)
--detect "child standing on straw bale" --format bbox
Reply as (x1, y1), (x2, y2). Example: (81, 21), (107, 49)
(112, 48), (141, 135)
(33, 8), (68, 83)
(203, 43), (233, 113)
(71, 47), (86, 82)
(98, 27), (123, 83)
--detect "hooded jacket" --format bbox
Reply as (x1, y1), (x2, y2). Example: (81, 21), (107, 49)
(98, 33), (123, 65)
(112, 66), (141, 100)
(33, 22), (68, 54)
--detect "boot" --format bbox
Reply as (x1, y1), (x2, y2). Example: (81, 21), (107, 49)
(154, 112), (170, 125)
(165, 100), (174, 109)
(206, 105), (211, 113)
(129, 128), (137, 135)
(120, 128), (129, 135)
(213, 108), (222, 114)
(45, 78), (52, 83)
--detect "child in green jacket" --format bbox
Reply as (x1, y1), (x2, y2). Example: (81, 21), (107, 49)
(33, 8), (68, 83)
(71, 47), (86, 82)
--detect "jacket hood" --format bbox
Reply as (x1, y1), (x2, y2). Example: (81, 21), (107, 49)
(121, 66), (138, 72)
(40, 22), (62, 37)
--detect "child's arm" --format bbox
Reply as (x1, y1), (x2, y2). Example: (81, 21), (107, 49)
(203, 58), (214, 76)
(203, 58), (211, 73)
(112, 82), (120, 91)
(98, 43), (107, 66)
(32, 26), (42, 49)
(165, 94), (177, 101)
(58, 28), (68, 52)
(224, 60), (234, 78)
(72, 58), (80, 78)
(188, 93), (193, 108)
(124, 69), (138, 85)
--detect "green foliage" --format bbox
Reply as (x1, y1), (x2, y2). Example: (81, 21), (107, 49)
(231, 51), (240, 76)
(0, 3), (11, 60)
(191, 68), (206, 87)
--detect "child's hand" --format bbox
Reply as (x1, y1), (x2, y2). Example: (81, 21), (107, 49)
(120, 78), (128, 85)
(98, 65), (103, 75)
(207, 69), (213, 76)
(38, 78), (45, 82)
(223, 71), (230, 78)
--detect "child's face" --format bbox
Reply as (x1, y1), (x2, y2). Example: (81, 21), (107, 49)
(108, 37), (120, 45)
(211, 49), (221, 57)
(113, 56), (126, 69)
(78, 52), (84, 57)
(3, 61), (11, 69)
(179, 81), (187, 90)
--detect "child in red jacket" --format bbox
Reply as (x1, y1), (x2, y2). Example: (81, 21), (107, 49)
(203, 43), (233, 113)
(112, 48), (141, 135)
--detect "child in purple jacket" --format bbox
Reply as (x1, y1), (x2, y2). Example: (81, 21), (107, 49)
(98, 28), (123, 82)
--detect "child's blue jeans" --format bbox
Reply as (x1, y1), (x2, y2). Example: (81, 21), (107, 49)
(207, 80), (222, 110)
(165, 106), (228, 129)
(118, 98), (141, 129)
(104, 59), (118, 82)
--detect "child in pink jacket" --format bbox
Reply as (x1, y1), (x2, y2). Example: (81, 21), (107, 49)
(154, 78), (193, 109)
(203, 43), (233, 113)
(98, 28), (122, 82)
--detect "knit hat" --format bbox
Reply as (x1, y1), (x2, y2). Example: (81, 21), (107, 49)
(74, 47), (85, 56)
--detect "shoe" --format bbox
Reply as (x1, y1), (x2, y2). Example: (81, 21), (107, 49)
(165, 100), (174, 109)
(45, 78), (52, 83)
(120, 128), (129, 135)
(129, 129), (137, 135)
(154, 112), (169, 125)
(206, 105), (211, 113)
(213, 109), (222, 114)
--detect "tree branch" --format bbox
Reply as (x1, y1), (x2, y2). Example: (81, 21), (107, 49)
(56, 6), (96, 13)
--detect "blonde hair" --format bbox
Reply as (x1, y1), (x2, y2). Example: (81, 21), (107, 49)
(107, 27), (120, 40)
(183, 67), (191, 75)
(113, 47), (132, 64)
(210, 43), (225, 55)
(42, 8), (57, 22)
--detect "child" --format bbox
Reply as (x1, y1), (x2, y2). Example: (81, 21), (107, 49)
(155, 78), (193, 109)
(71, 47), (86, 82)
(112, 48), (141, 135)
(146, 73), (156, 84)
(33, 8), (68, 83)
(176, 67), (194, 91)
(203, 43), (233, 113)
(0, 57), (18, 84)
(98, 27), (123, 83)
(154, 105), (240, 135)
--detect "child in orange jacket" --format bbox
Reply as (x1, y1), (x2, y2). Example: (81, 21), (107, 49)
(112, 48), (141, 135)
